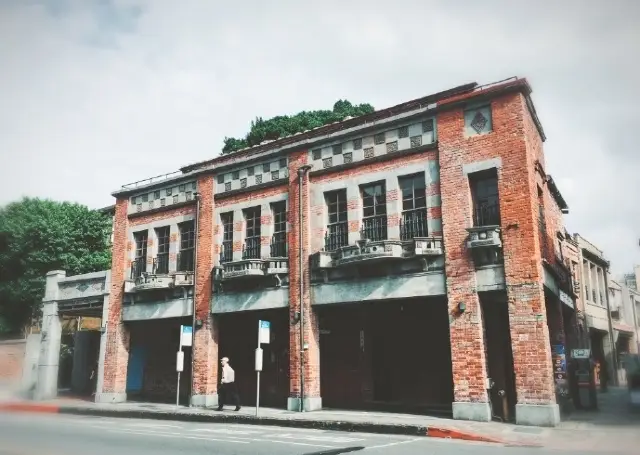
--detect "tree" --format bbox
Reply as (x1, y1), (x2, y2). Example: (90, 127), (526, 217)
(222, 100), (375, 154)
(0, 198), (112, 335)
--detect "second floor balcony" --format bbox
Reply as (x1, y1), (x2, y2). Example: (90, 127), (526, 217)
(311, 213), (443, 270)
(126, 253), (194, 293)
(216, 235), (289, 283)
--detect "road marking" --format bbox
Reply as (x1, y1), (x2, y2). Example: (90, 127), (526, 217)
(364, 438), (422, 450)
(103, 427), (336, 448)
(129, 422), (183, 429)
(191, 428), (262, 435)
(263, 432), (364, 443)
(104, 428), (249, 444)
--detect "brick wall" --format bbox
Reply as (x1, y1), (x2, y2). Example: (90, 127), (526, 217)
(288, 150), (321, 401)
(438, 91), (555, 406)
(0, 340), (25, 384)
(192, 175), (218, 398)
(103, 198), (130, 395)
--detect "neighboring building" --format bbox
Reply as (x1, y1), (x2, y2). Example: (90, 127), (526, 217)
(573, 235), (617, 387)
(35, 77), (576, 426)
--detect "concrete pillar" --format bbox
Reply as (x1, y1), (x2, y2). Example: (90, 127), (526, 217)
(191, 174), (219, 407)
(288, 151), (322, 411)
(95, 280), (110, 399)
(426, 160), (442, 235)
(35, 270), (65, 400)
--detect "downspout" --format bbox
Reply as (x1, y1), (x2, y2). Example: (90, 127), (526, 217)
(297, 165), (312, 412)
(189, 192), (201, 405)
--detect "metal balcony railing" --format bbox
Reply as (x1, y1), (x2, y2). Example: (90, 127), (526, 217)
(400, 209), (428, 240)
(220, 241), (233, 263)
(270, 232), (287, 257)
(131, 256), (146, 279)
(242, 237), (261, 260)
(473, 201), (500, 227)
(324, 223), (348, 252)
(177, 248), (194, 272)
(153, 253), (169, 274)
(361, 215), (388, 242)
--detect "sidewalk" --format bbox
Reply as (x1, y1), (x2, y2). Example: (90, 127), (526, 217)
(2, 388), (639, 449)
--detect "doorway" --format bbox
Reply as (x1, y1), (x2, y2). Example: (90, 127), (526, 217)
(481, 294), (517, 422)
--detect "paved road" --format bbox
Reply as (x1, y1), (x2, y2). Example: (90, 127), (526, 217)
(0, 412), (588, 455)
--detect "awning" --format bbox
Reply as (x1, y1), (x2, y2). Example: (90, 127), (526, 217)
(613, 322), (636, 334)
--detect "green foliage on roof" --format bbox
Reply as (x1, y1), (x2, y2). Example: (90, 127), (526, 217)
(222, 100), (375, 154)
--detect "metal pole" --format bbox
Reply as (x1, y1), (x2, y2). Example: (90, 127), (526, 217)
(176, 370), (181, 407)
(603, 268), (618, 386)
(189, 192), (200, 406)
(256, 320), (261, 417)
(297, 165), (312, 412)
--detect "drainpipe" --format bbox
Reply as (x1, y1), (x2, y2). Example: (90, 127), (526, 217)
(297, 165), (312, 412)
(189, 192), (201, 406)
(603, 269), (618, 386)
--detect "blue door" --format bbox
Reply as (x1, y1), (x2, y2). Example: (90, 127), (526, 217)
(126, 344), (146, 393)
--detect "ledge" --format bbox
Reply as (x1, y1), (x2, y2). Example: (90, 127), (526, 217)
(214, 179), (288, 201)
(127, 199), (196, 220)
(309, 142), (437, 178)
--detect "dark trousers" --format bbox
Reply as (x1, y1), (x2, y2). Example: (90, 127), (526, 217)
(219, 382), (240, 408)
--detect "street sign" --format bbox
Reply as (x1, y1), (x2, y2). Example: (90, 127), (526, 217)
(255, 347), (263, 372)
(258, 320), (270, 345)
(180, 325), (193, 347)
(176, 351), (184, 372)
(572, 348), (591, 359)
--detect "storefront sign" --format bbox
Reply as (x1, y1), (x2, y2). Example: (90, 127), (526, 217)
(559, 289), (574, 309)
(572, 348), (591, 359)
(552, 344), (567, 383)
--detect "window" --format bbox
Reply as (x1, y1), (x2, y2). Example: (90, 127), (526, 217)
(361, 182), (387, 241)
(132, 231), (148, 279)
(220, 212), (234, 263)
(217, 174), (224, 184)
(399, 174), (427, 239)
(178, 221), (195, 271)
(469, 170), (500, 226)
(244, 207), (261, 259)
(154, 226), (170, 274)
(464, 106), (492, 136)
(325, 190), (348, 251)
(271, 202), (287, 257)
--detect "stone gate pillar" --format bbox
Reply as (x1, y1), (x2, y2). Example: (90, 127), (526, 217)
(35, 270), (65, 400)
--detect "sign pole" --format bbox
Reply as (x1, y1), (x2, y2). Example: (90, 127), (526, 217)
(255, 320), (269, 417)
(177, 325), (183, 407)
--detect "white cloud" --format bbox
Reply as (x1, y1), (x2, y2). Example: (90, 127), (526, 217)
(0, 0), (639, 273)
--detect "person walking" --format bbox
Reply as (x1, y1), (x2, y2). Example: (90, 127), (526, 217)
(217, 357), (241, 411)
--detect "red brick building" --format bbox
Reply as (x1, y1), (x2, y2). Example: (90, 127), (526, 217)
(97, 77), (575, 426)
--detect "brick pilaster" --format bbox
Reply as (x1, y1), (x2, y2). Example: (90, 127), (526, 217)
(288, 150), (322, 411)
(191, 174), (219, 407)
(99, 198), (130, 403)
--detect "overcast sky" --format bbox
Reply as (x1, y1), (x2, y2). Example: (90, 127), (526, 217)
(0, 0), (638, 274)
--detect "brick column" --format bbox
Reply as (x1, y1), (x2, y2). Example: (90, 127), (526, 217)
(505, 98), (557, 426)
(288, 151), (322, 411)
(98, 198), (130, 403)
(191, 174), (219, 407)
(385, 178), (400, 240)
(260, 203), (273, 258)
(438, 112), (491, 422)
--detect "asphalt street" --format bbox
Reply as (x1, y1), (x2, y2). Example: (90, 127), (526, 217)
(0, 412), (588, 455)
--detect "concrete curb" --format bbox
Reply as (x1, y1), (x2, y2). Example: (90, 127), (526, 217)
(1, 402), (518, 445)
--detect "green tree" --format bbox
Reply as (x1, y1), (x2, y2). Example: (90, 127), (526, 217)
(0, 198), (112, 335)
(222, 100), (375, 154)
